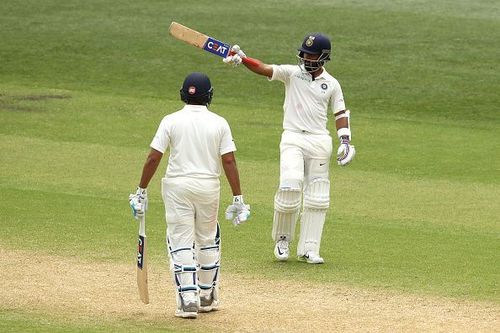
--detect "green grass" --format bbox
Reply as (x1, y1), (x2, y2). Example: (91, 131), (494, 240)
(0, 310), (201, 333)
(1, 0), (499, 331)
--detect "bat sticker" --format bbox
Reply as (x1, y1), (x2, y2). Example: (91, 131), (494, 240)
(203, 37), (231, 58)
(137, 235), (145, 269)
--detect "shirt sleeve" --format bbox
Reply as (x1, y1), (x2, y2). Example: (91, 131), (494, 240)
(150, 117), (170, 154)
(269, 64), (296, 83)
(331, 80), (346, 114)
(219, 118), (236, 155)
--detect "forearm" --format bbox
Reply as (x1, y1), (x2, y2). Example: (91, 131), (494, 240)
(242, 57), (273, 77)
(335, 117), (348, 132)
(138, 149), (163, 188)
(221, 153), (242, 196)
(334, 110), (351, 139)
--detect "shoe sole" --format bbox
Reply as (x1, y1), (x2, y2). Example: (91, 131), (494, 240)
(199, 305), (219, 313)
(298, 256), (324, 264)
(175, 312), (198, 319)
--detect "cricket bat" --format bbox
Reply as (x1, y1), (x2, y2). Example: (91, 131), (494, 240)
(136, 215), (149, 304)
(169, 21), (232, 58)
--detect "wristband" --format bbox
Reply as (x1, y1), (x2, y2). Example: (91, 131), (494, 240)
(233, 195), (244, 204)
(337, 127), (351, 140)
(242, 57), (261, 67)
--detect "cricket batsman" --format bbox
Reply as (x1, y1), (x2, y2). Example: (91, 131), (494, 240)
(129, 72), (250, 318)
(224, 33), (355, 264)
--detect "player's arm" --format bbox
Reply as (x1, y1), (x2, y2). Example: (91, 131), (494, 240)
(221, 152), (241, 196)
(139, 148), (163, 188)
(334, 110), (356, 166)
(221, 151), (250, 225)
(129, 148), (163, 219)
(223, 45), (273, 77)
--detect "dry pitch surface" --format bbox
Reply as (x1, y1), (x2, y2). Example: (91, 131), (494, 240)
(1, 248), (498, 333)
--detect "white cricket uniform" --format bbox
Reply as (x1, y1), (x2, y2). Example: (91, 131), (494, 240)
(151, 104), (236, 237)
(269, 64), (346, 184)
(150, 104), (235, 303)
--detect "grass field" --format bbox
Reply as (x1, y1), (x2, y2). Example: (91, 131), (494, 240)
(1, 0), (499, 332)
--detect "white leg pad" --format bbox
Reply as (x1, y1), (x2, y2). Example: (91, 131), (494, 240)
(297, 178), (330, 256)
(196, 244), (220, 300)
(168, 240), (199, 310)
(272, 182), (302, 242)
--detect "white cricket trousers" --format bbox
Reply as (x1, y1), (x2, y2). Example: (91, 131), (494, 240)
(161, 177), (220, 247)
(279, 130), (333, 184)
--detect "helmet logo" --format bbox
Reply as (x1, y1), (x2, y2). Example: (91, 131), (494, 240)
(188, 86), (196, 95)
(305, 36), (315, 47)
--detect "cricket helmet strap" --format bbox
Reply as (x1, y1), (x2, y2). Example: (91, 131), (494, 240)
(297, 33), (331, 73)
(180, 72), (214, 105)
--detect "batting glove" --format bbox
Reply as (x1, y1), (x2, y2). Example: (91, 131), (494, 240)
(337, 136), (356, 166)
(225, 195), (251, 226)
(223, 44), (246, 66)
(129, 187), (148, 219)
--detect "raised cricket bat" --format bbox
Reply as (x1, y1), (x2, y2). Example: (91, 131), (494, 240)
(169, 21), (232, 58)
(136, 215), (149, 304)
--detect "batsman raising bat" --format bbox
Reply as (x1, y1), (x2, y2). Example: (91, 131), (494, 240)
(129, 72), (250, 318)
(224, 33), (355, 264)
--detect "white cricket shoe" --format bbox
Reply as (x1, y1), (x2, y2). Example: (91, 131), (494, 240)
(175, 293), (199, 319)
(199, 293), (219, 313)
(299, 252), (324, 264)
(274, 239), (289, 261)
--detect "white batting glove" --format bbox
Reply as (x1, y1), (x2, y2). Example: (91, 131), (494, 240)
(223, 54), (243, 66)
(225, 195), (251, 226)
(222, 44), (246, 66)
(129, 187), (148, 219)
(337, 137), (356, 166)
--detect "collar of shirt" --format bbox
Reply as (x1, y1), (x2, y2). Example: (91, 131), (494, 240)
(183, 105), (208, 112)
(311, 68), (329, 81)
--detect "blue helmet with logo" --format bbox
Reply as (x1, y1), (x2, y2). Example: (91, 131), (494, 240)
(180, 72), (214, 105)
(297, 33), (331, 73)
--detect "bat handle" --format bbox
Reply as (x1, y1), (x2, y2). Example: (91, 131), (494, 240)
(139, 215), (146, 236)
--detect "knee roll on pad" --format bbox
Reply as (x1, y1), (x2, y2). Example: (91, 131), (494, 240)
(272, 184), (302, 241)
(303, 178), (330, 211)
(274, 188), (302, 213)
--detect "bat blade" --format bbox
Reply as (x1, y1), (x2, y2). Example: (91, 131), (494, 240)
(136, 215), (149, 304)
(168, 21), (231, 58)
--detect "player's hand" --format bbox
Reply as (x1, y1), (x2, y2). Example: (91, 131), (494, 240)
(337, 136), (356, 166)
(129, 187), (148, 219)
(223, 45), (246, 66)
(225, 195), (251, 226)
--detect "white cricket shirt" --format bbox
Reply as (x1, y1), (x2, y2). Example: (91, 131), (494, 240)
(150, 105), (236, 179)
(270, 64), (346, 135)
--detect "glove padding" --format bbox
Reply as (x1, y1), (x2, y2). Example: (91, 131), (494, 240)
(223, 45), (246, 66)
(337, 137), (356, 166)
(129, 187), (148, 219)
(225, 195), (250, 226)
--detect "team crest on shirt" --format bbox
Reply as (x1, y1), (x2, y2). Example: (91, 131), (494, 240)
(321, 83), (328, 90)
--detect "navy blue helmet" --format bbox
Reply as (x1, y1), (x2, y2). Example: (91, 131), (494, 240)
(297, 33), (331, 73)
(180, 72), (214, 105)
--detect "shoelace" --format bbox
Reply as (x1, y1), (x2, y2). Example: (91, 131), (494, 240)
(278, 240), (288, 252)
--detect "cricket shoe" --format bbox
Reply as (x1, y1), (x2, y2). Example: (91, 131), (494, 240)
(175, 293), (199, 319)
(298, 251), (324, 264)
(274, 239), (289, 261)
(199, 293), (219, 313)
